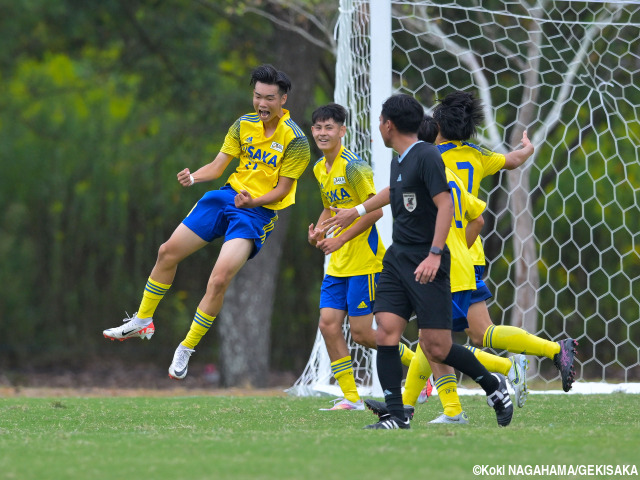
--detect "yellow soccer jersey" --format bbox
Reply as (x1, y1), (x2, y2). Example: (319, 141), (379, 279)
(221, 109), (310, 210)
(439, 140), (505, 266)
(313, 146), (386, 277)
(446, 168), (487, 292)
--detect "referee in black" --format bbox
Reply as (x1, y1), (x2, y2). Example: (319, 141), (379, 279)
(323, 94), (513, 428)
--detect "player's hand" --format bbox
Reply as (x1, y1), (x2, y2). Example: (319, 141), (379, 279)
(321, 206), (358, 235)
(235, 190), (254, 208)
(177, 168), (194, 187)
(308, 223), (325, 246)
(414, 254), (441, 284)
(316, 236), (345, 255)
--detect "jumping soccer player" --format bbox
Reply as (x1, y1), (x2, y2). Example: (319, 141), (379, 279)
(308, 103), (414, 411)
(103, 64), (310, 380)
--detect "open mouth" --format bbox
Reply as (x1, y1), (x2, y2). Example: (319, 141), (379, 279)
(258, 109), (271, 120)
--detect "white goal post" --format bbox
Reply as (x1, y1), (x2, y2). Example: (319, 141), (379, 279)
(288, 0), (640, 397)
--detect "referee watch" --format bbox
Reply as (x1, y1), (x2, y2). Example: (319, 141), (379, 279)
(429, 245), (444, 255)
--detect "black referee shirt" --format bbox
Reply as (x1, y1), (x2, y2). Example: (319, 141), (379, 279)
(389, 141), (450, 246)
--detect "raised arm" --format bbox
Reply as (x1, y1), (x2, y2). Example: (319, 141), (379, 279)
(177, 152), (234, 187)
(503, 130), (534, 170)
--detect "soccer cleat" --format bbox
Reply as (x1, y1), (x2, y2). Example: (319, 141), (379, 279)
(553, 338), (578, 392)
(363, 413), (410, 430)
(103, 313), (155, 341)
(168, 344), (195, 380)
(507, 354), (529, 408)
(364, 399), (415, 420)
(428, 411), (469, 424)
(486, 373), (514, 427)
(319, 398), (365, 411)
(417, 375), (434, 404)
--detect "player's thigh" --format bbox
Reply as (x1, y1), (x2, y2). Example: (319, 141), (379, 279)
(210, 238), (253, 282)
(161, 223), (209, 261)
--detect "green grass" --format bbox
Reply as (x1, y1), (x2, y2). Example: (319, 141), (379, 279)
(1, 393), (638, 480)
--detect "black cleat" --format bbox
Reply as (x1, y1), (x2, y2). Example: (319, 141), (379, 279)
(486, 373), (513, 427)
(553, 338), (578, 392)
(363, 413), (410, 430)
(364, 399), (415, 420)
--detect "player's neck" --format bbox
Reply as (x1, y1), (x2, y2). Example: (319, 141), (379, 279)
(322, 143), (342, 171)
(262, 109), (284, 137)
(391, 133), (419, 156)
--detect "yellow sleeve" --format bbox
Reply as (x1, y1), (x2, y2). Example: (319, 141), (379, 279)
(478, 146), (506, 178)
(345, 160), (377, 202)
(465, 191), (487, 221)
(279, 136), (311, 179)
(220, 119), (242, 158)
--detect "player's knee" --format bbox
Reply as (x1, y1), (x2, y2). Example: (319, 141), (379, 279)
(421, 341), (448, 363)
(350, 327), (368, 346)
(318, 318), (341, 338)
(468, 328), (486, 347)
(206, 272), (233, 297)
(157, 241), (180, 267)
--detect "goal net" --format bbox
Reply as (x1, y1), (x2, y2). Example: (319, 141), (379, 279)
(288, 0), (640, 396)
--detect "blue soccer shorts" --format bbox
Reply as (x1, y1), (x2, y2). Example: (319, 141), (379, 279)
(182, 185), (278, 259)
(319, 273), (379, 317)
(451, 289), (473, 332)
(470, 265), (493, 304)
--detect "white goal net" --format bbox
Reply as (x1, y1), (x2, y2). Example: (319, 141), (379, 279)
(289, 0), (640, 396)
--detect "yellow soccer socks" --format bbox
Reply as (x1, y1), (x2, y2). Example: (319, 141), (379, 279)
(181, 308), (215, 349)
(484, 324), (560, 359)
(399, 342), (415, 367)
(137, 277), (171, 319)
(402, 344), (432, 406)
(331, 356), (360, 403)
(434, 374), (463, 418)
(465, 345), (511, 376)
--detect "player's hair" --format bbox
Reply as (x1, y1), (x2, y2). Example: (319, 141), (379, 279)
(311, 103), (348, 125)
(381, 94), (423, 134)
(250, 64), (292, 95)
(418, 115), (439, 144)
(432, 90), (484, 141)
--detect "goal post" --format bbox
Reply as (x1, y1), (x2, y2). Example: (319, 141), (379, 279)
(288, 0), (640, 397)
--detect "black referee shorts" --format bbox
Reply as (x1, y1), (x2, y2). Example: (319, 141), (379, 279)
(373, 243), (452, 330)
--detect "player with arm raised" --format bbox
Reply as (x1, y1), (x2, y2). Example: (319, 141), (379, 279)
(103, 64), (310, 380)
(325, 94), (513, 429)
(308, 103), (414, 411)
(433, 91), (577, 393)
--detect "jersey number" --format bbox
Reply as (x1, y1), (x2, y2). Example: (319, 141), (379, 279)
(244, 161), (258, 170)
(456, 161), (474, 193)
(448, 180), (464, 229)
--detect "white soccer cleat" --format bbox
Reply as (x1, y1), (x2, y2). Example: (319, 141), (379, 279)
(168, 344), (195, 380)
(507, 354), (529, 408)
(428, 411), (469, 424)
(319, 398), (365, 411)
(103, 313), (155, 341)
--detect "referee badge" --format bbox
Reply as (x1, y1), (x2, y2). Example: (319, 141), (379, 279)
(403, 192), (417, 212)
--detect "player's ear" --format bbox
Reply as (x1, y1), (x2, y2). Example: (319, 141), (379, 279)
(280, 93), (287, 106)
(339, 124), (347, 137)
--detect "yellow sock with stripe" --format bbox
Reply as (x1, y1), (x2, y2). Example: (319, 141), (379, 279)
(181, 308), (215, 349)
(402, 344), (432, 406)
(137, 277), (171, 319)
(484, 324), (560, 359)
(434, 374), (463, 418)
(331, 356), (360, 403)
(398, 342), (415, 367)
(465, 345), (511, 376)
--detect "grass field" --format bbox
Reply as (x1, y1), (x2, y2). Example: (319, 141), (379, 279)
(1, 392), (638, 480)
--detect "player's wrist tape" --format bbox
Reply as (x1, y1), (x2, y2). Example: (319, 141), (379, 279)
(355, 204), (367, 217)
(189, 174), (195, 186)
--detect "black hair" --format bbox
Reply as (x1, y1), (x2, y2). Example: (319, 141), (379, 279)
(250, 64), (292, 95)
(432, 90), (484, 140)
(380, 94), (424, 134)
(418, 115), (439, 144)
(311, 103), (348, 125)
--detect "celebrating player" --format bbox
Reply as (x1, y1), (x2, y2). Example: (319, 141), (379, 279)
(308, 103), (414, 411)
(103, 64), (310, 380)
(433, 91), (577, 392)
(324, 94), (513, 429)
